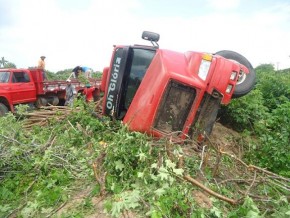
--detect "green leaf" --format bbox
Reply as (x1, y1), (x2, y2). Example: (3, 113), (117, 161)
(137, 152), (147, 162)
(173, 168), (184, 176)
(165, 159), (176, 169)
(0, 204), (11, 213)
(157, 167), (169, 180)
(246, 210), (260, 218)
(210, 206), (223, 218)
(115, 160), (125, 171)
(137, 172), (144, 178)
(154, 188), (166, 196)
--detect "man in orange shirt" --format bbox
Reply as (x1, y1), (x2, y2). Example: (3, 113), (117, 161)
(38, 56), (46, 80)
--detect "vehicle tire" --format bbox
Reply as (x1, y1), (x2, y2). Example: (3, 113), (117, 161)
(47, 96), (59, 106)
(0, 103), (9, 116)
(35, 97), (48, 108)
(215, 50), (256, 98)
(52, 96), (59, 106)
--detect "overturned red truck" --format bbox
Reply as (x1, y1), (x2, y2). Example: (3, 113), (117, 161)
(0, 31), (255, 142)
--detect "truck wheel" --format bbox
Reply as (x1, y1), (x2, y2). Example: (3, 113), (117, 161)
(36, 97), (48, 108)
(215, 50), (256, 98)
(0, 103), (9, 116)
(52, 96), (59, 106)
(47, 96), (59, 106)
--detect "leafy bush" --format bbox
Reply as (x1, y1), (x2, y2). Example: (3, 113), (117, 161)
(253, 101), (290, 176)
(219, 89), (268, 131)
(221, 64), (290, 176)
(257, 71), (290, 112)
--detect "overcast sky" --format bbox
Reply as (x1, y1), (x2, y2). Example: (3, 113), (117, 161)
(1, 0), (290, 72)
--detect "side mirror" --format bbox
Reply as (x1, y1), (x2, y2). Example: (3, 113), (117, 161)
(142, 31), (160, 42)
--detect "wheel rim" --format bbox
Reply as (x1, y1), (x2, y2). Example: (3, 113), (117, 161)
(237, 71), (247, 85)
(227, 58), (247, 85)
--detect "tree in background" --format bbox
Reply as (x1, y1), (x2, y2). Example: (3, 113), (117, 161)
(0, 57), (8, 67)
(0, 57), (16, 68)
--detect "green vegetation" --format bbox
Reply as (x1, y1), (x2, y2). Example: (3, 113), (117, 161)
(0, 63), (289, 217)
(46, 69), (102, 81)
(219, 64), (290, 177)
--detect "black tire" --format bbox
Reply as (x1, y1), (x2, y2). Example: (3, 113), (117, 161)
(35, 97), (48, 108)
(0, 103), (9, 116)
(215, 50), (256, 98)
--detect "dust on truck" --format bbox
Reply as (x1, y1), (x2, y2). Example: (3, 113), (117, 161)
(101, 31), (256, 142)
(0, 68), (101, 115)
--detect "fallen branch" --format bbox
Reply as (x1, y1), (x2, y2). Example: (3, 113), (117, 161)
(199, 145), (207, 170)
(46, 201), (68, 218)
(219, 150), (249, 168)
(218, 178), (265, 185)
(244, 170), (257, 197)
(268, 179), (290, 192)
(92, 151), (107, 196)
(92, 162), (102, 185)
(238, 190), (271, 202)
(249, 165), (290, 182)
(213, 149), (222, 177)
(183, 174), (238, 205)
(0, 133), (26, 146)
(24, 177), (38, 197)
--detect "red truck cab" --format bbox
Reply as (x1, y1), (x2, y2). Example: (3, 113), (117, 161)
(102, 31), (256, 142)
(0, 69), (37, 114)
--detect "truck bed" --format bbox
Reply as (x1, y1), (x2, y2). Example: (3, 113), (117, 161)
(41, 79), (101, 94)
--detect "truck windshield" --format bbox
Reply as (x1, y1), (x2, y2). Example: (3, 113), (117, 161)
(0, 71), (10, 83)
(118, 48), (156, 118)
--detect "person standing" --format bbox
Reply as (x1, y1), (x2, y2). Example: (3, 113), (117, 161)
(38, 56), (47, 80)
(65, 79), (77, 106)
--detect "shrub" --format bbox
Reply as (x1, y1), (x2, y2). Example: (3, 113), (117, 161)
(219, 89), (268, 132)
(253, 101), (290, 176)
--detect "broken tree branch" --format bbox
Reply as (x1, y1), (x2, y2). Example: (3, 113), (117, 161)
(244, 170), (257, 197)
(183, 174), (238, 205)
(249, 165), (290, 182)
(199, 145), (207, 170)
(218, 178), (265, 185)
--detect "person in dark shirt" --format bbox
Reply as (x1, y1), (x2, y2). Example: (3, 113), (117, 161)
(72, 66), (82, 78)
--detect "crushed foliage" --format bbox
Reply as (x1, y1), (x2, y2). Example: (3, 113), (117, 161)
(0, 101), (289, 218)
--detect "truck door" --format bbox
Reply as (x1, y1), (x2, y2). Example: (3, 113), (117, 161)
(118, 48), (156, 118)
(10, 71), (36, 104)
(104, 46), (156, 119)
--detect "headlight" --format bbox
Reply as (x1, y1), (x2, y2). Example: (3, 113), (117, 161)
(226, 84), (233, 93)
(198, 55), (212, 80)
(230, 71), (237, 81)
